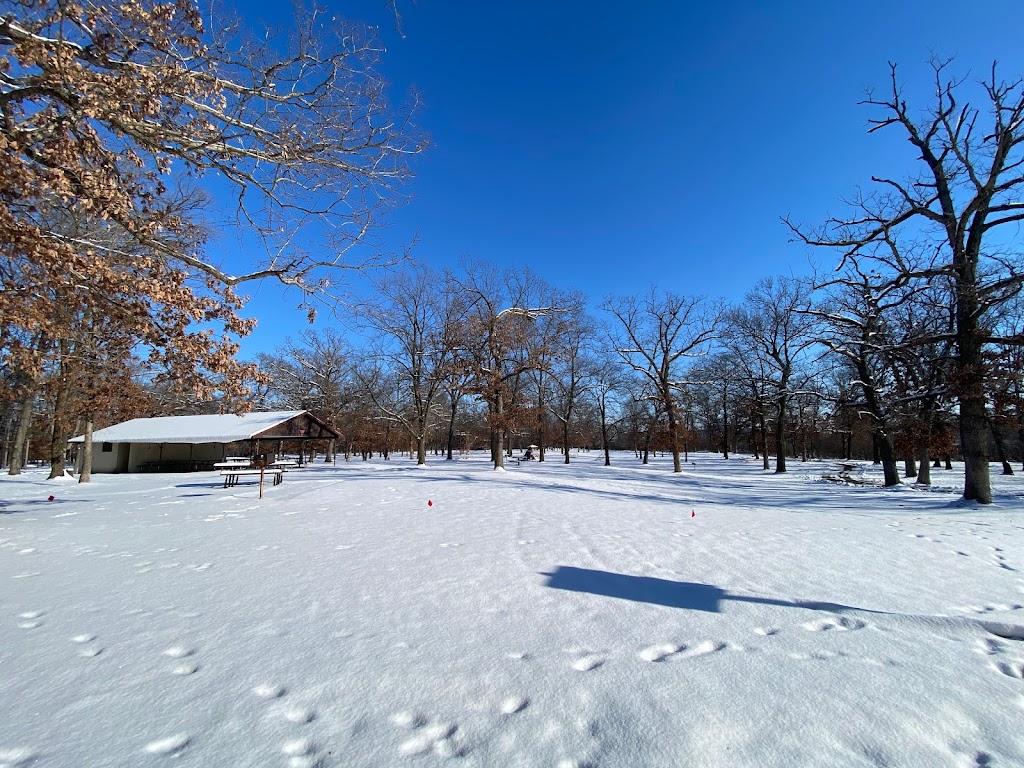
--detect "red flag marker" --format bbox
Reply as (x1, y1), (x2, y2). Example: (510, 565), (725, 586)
(691, 510), (695, 517)
(48, 495), (55, 502)
(427, 500), (433, 507)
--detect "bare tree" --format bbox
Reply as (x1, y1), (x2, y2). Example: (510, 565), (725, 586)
(452, 262), (562, 470)
(788, 60), (1024, 503)
(728, 277), (819, 473)
(354, 264), (463, 465)
(547, 300), (594, 464)
(602, 290), (721, 473)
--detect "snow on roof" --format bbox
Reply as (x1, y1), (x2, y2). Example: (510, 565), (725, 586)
(69, 411), (308, 444)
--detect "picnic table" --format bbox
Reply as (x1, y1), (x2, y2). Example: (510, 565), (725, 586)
(269, 459), (299, 470)
(213, 459), (252, 469)
(220, 467), (284, 489)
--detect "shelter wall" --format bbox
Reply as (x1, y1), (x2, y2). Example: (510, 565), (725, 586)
(124, 442), (226, 472)
(90, 445), (121, 473)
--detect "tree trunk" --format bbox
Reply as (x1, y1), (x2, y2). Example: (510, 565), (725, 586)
(759, 412), (769, 470)
(79, 416), (93, 483)
(916, 443), (931, 486)
(903, 455), (917, 479)
(665, 391), (682, 473)
(722, 393), (729, 460)
(989, 415), (1013, 476)
(8, 395), (33, 476)
(562, 418), (571, 464)
(876, 430), (900, 487)
(872, 434), (881, 465)
(600, 403), (611, 467)
(48, 396), (70, 479)
(492, 393), (505, 470)
(774, 394), (787, 473)
(957, 295), (992, 501)
(446, 396), (458, 460)
(416, 433), (427, 466)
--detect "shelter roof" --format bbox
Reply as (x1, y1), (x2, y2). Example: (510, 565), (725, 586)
(69, 411), (319, 444)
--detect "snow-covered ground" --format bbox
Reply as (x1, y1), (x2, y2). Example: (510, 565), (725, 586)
(1, 452), (1023, 767)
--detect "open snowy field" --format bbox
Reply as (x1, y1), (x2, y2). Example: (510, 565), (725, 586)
(2, 452), (1023, 768)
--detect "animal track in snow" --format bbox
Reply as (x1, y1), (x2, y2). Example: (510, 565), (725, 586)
(639, 644), (681, 662)
(994, 660), (1024, 679)
(392, 711), (427, 729)
(284, 707), (315, 723)
(0, 747), (38, 767)
(572, 654), (604, 672)
(144, 734), (190, 756)
(163, 646), (194, 659)
(78, 646), (103, 658)
(171, 662), (199, 675)
(753, 627), (780, 636)
(18, 611), (43, 619)
(679, 640), (726, 659)
(253, 684), (286, 699)
(506, 651), (530, 661)
(281, 738), (315, 757)
(802, 616), (866, 632)
(71, 634), (95, 643)
(977, 638), (1004, 655)
(500, 697), (529, 714)
(398, 722), (461, 758)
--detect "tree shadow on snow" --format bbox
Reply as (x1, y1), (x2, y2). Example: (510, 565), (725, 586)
(540, 565), (888, 616)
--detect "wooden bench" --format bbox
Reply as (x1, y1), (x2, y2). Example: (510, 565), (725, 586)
(220, 468), (284, 488)
(213, 460), (252, 470)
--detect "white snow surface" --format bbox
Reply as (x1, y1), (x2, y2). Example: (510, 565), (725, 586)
(67, 410), (306, 444)
(2, 452), (1023, 767)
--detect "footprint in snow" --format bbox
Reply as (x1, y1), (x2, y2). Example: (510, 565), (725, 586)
(281, 738), (315, 757)
(680, 640), (726, 659)
(284, 707), (316, 724)
(392, 711), (427, 729)
(398, 722), (462, 758)
(994, 660), (1024, 679)
(977, 637), (1005, 655)
(500, 697), (529, 714)
(163, 646), (194, 659)
(0, 747), (38, 767)
(572, 655), (604, 672)
(144, 734), (190, 756)
(802, 616), (866, 632)
(639, 643), (681, 662)
(171, 662), (199, 675)
(253, 684), (286, 699)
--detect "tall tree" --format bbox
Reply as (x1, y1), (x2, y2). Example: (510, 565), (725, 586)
(452, 262), (561, 470)
(602, 290), (721, 473)
(728, 277), (819, 473)
(355, 264), (463, 466)
(1, 1), (422, 427)
(789, 60), (1024, 503)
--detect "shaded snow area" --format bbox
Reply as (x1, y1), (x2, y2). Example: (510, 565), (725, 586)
(2, 453), (1024, 767)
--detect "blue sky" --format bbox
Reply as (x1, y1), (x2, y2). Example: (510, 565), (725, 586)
(221, 1), (1024, 358)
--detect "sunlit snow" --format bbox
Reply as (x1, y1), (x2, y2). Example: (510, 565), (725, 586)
(1, 453), (1022, 766)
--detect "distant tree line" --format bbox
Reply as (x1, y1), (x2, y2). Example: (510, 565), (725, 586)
(0, 3), (1021, 504)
